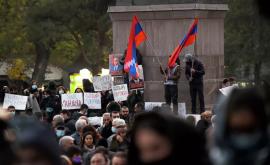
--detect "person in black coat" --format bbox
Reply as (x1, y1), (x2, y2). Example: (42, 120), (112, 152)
(128, 111), (211, 165)
(185, 53), (205, 114)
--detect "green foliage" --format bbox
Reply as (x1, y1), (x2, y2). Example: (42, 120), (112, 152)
(0, 0), (112, 81)
(225, 0), (270, 82)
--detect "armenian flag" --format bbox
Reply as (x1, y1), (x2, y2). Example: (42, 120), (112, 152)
(124, 16), (147, 78)
(168, 18), (198, 68)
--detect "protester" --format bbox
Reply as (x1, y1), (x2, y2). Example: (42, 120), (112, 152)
(40, 89), (61, 122)
(27, 88), (41, 113)
(111, 111), (120, 120)
(211, 88), (270, 165)
(98, 113), (113, 139)
(112, 152), (128, 165)
(65, 145), (83, 165)
(71, 119), (88, 145)
(59, 136), (75, 154)
(186, 115), (196, 127)
(185, 53), (205, 114)
(196, 111), (212, 135)
(81, 132), (96, 158)
(14, 118), (62, 165)
(160, 57), (181, 114)
(90, 147), (111, 165)
(128, 111), (211, 165)
(107, 118), (126, 150)
(60, 110), (76, 135)
(75, 88), (84, 93)
(72, 104), (89, 121)
(120, 106), (130, 126)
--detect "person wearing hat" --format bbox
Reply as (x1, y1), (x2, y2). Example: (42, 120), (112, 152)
(160, 56), (181, 115)
(184, 53), (205, 114)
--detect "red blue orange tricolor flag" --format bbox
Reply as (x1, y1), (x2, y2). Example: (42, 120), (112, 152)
(124, 16), (147, 78)
(168, 18), (198, 68)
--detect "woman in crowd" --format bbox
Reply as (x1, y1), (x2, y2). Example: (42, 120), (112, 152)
(81, 132), (96, 157)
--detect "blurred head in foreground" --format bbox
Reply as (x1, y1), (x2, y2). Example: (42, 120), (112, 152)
(211, 88), (270, 165)
(128, 111), (210, 165)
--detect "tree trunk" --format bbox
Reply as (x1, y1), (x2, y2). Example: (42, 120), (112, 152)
(32, 41), (50, 83)
(254, 61), (262, 85)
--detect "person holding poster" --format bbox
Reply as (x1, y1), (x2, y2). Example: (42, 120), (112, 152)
(160, 57), (181, 115)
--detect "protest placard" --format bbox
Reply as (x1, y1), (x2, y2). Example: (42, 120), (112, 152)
(84, 93), (101, 109)
(129, 65), (144, 90)
(3, 94), (28, 110)
(145, 102), (164, 111)
(92, 75), (112, 92)
(109, 54), (124, 76)
(112, 76), (125, 86)
(61, 93), (83, 110)
(178, 103), (186, 118)
(112, 84), (129, 102)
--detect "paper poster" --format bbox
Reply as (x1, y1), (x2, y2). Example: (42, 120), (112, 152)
(92, 75), (112, 92)
(129, 65), (144, 90)
(144, 102), (164, 111)
(112, 84), (129, 102)
(109, 54), (123, 76)
(84, 93), (101, 109)
(112, 76), (125, 86)
(3, 94), (28, 110)
(61, 93), (83, 110)
(178, 103), (186, 118)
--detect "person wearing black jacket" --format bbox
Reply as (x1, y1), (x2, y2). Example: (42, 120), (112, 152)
(185, 53), (205, 114)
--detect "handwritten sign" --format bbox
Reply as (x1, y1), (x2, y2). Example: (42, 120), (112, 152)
(61, 93), (83, 110)
(145, 102), (164, 111)
(112, 84), (129, 102)
(3, 94), (28, 110)
(93, 75), (112, 92)
(84, 93), (101, 109)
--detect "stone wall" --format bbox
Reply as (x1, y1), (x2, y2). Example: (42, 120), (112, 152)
(108, 3), (228, 112)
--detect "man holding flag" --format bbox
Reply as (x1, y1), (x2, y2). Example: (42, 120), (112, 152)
(164, 18), (205, 114)
(184, 53), (205, 114)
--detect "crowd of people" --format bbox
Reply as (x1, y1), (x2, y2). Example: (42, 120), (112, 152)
(0, 80), (270, 165)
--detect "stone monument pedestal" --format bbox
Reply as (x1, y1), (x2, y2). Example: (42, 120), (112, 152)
(108, 3), (228, 112)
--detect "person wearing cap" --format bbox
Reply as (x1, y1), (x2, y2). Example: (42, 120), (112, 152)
(108, 118), (128, 152)
(160, 56), (181, 115)
(184, 53), (205, 114)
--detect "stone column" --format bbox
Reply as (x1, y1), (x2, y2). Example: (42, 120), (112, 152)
(108, 3), (228, 112)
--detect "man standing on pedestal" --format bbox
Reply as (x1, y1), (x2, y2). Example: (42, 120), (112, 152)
(160, 57), (181, 115)
(184, 53), (205, 114)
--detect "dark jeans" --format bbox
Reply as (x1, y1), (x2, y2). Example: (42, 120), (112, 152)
(164, 85), (178, 114)
(190, 83), (205, 114)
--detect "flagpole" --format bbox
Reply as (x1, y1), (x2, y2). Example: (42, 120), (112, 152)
(191, 17), (198, 81)
(138, 22), (167, 78)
